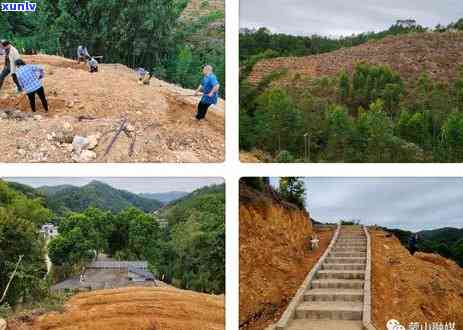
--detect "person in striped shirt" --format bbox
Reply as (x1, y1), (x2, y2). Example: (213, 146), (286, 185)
(14, 59), (49, 113)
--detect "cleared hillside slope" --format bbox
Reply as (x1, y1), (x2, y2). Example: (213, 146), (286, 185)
(249, 32), (463, 85)
(239, 183), (334, 329)
(371, 228), (463, 329)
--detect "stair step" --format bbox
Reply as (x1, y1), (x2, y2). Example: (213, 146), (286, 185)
(304, 288), (364, 302)
(332, 248), (366, 252)
(329, 252), (366, 258)
(286, 319), (364, 330)
(317, 270), (365, 280)
(295, 301), (363, 320)
(322, 263), (365, 271)
(311, 279), (364, 289)
(325, 257), (366, 264)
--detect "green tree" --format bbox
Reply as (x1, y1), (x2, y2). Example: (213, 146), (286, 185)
(278, 177), (306, 208)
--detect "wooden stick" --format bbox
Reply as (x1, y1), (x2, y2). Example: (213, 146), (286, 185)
(103, 118), (127, 158)
(0, 255), (24, 304)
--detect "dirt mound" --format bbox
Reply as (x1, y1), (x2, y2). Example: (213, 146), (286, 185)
(239, 183), (334, 330)
(249, 32), (463, 85)
(371, 228), (463, 329)
(0, 54), (224, 162)
(9, 287), (224, 330)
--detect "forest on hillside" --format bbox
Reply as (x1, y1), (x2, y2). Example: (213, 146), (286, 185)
(240, 21), (463, 163)
(0, 0), (225, 94)
(385, 227), (463, 267)
(0, 180), (225, 317)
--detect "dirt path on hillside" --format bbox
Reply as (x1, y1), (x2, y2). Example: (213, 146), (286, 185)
(8, 287), (224, 330)
(371, 228), (463, 329)
(0, 55), (224, 163)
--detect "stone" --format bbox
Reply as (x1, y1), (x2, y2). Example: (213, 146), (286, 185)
(33, 114), (42, 121)
(0, 318), (6, 330)
(87, 134), (100, 150)
(66, 100), (74, 108)
(17, 148), (26, 156)
(62, 122), (73, 133)
(72, 150), (96, 163)
(72, 135), (90, 153)
(125, 123), (135, 132)
(0, 112), (7, 119)
(47, 132), (56, 141)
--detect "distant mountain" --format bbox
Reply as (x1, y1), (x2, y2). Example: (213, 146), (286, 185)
(40, 180), (163, 214)
(418, 227), (463, 244)
(139, 191), (188, 204)
(383, 226), (463, 267)
(38, 184), (76, 196)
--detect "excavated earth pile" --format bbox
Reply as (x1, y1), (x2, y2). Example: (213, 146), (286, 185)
(8, 287), (225, 330)
(239, 184), (334, 330)
(249, 32), (463, 85)
(371, 228), (463, 329)
(0, 55), (224, 163)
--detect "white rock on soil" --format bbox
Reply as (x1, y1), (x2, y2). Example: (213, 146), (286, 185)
(72, 150), (96, 163)
(87, 134), (100, 150)
(62, 122), (73, 133)
(72, 136), (90, 153)
(0, 318), (7, 330)
(33, 114), (42, 120)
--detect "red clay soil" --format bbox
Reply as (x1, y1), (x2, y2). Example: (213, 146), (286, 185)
(370, 228), (463, 329)
(239, 184), (334, 330)
(249, 32), (463, 85)
(8, 287), (224, 330)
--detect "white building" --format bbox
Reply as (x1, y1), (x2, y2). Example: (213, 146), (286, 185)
(40, 223), (59, 238)
(396, 19), (417, 28)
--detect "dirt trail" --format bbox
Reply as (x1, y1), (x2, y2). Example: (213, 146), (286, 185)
(371, 228), (463, 329)
(0, 55), (224, 163)
(8, 287), (224, 330)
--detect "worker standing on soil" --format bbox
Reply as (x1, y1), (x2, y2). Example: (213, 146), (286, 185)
(408, 233), (419, 255)
(14, 59), (49, 113)
(77, 45), (90, 63)
(194, 64), (220, 121)
(0, 40), (22, 93)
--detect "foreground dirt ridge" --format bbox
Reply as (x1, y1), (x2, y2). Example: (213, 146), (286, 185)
(0, 55), (225, 163)
(249, 32), (463, 84)
(8, 286), (225, 330)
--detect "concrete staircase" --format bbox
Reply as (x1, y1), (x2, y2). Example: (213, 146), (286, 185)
(284, 226), (368, 330)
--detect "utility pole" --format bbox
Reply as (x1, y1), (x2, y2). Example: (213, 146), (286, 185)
(303, 133), (311, 162)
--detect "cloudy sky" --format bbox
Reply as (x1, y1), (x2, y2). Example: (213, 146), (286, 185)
(271, 177), (463, 231)
(5, 177), (223, 194)
(240, 0), (463, 37)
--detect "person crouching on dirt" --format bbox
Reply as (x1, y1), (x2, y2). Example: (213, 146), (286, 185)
(87, 57), (98, 73)
(136, 67), (150, 85)
(194, 64), (219, 121)
(77, 45), (90, 63)
(14, 59), (49, 113)
(0, 40), (22, 93)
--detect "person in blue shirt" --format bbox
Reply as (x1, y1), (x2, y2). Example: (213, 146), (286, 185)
(194, 65), (220, 120)
(14, 59), (49, 113)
